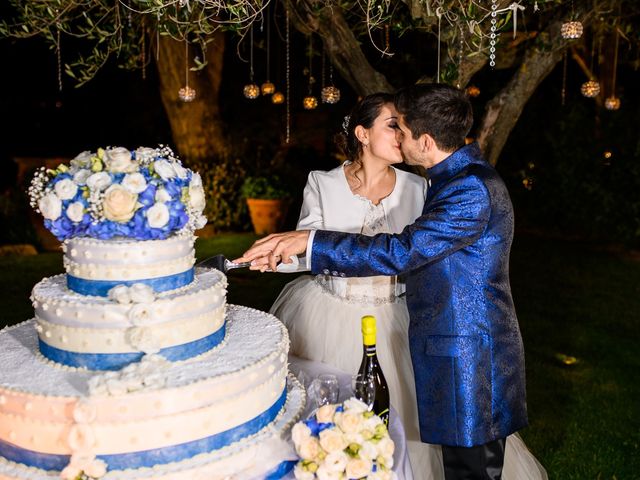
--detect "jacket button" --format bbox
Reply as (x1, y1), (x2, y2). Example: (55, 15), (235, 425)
(322, 269), (330, 275)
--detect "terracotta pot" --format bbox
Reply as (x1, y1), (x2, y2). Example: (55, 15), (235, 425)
(246, 198), (290, 235)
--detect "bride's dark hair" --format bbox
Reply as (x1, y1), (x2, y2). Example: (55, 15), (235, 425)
(335, 93), (394, 163)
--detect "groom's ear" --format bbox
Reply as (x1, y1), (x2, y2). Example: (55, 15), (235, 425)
(419, 133), (433, 152)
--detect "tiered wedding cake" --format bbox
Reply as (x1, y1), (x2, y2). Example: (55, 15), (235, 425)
(0, 147), (305, 480)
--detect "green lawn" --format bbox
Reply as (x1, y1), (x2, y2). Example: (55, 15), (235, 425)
(0, 232), (638, 479)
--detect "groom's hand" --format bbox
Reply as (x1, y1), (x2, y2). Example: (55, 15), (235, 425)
(234, 230), (310, 272)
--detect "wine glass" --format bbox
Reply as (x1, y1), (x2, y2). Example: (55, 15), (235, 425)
(308, 374), (340, 407)
(351, 373), (375, 410)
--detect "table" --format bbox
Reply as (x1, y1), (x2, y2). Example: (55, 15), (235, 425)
(287, 355), (414, 480)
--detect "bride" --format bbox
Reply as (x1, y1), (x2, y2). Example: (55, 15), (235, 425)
(271, 93), (442, 478)
(270, 93), (547, 480)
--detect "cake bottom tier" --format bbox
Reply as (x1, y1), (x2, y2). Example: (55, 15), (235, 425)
(0, 375), (305, 480)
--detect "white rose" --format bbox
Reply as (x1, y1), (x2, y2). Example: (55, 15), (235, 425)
(189, 182), (206, 212)
(358, 441), (378, 461)
(155, 187), (172, 203)
(293, 463), (316, 480)
(146, 202), (170, 228)
(343, 397), (369, 414)
(153, 159), (176, 180)
(190, 172), (203, 187)
(54, 178), (78, 200)
(86, 171), (112, 191)
(343, 432), (364, 445)
(369, 470), (393, 480)
(82, 458), (107, 478)
(345, 457), (372, 479)
(67, 424), (96, 451)
(73, 169), (92, 185)
(135, 147), (157, 162)
(128, 303), (156, 326)
(296, 437), (321, 461)
(70, 151), (93, 169)
(173, 162), (188, 179)
(316, 404), (337, 424)
(319, 429), (348, 453)
(323, 450), (349, 473)
(66, 202), (85, 223)
(316, 466), (343, 480)
(104, 147), (134, 173)
(38, 193), (62, 221)
(126, 327), (160, 354)
(375, 437), (395, 459)
(363, 414), (383, 432)
(194, 213), (207, 229)
(103, 184), (138, 223)
(72, 399), (97, 424)
(108, 285), (131, 304)
(335, 411), (363, 434)
(377, 454), (394, 470)
(122, 172), (148, 194)
(291, 422), (312, 447)
(60, 464), (81, 480)
(128, 283), (156, 303)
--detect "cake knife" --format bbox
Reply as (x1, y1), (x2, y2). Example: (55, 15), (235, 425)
(196, 254), (252, 273)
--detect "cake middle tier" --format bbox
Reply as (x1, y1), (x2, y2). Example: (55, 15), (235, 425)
(32, 268), (227, 370)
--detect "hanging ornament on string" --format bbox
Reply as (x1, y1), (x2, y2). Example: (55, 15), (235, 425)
(489, 0), (498, 68)
(261, 7), (275, 95)
(580, 35), (600, 98)
(561, 49), (568, 105)
(561, 0), (583, 40)
(303, 35), (318, 110)
(178, 39), (196, 102)
(272, 92), (285, 104)
(285, 6), (291, 143)
(320, 49), (340, 104)
(243, 25), (260, 99)
(56, 22), (63, 92)
(605, 30), (621, 110)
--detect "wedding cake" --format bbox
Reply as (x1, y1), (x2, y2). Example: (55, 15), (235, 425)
(0, 147), (305, 480)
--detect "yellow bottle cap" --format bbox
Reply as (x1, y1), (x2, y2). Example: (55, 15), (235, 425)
(361, 315), (377, 346)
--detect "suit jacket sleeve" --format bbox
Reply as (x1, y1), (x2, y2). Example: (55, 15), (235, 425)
(311, 175), (491, 276)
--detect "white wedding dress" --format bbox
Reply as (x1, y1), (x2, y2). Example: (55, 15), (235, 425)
(271, 163), (547, 480)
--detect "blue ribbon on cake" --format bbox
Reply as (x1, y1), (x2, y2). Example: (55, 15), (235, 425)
(38, 323), (225, 370)
(67, 269), (194, 297)
(0, 388), (287, 472)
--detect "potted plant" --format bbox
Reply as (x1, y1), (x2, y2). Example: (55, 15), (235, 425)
(241, 175), (291, 235)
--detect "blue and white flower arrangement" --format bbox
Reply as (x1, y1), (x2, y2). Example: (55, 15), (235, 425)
(291, 398), (396, 480)
(28, 146), (207, 241)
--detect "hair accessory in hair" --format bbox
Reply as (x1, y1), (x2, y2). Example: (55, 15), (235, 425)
(342, 115), (351, 134)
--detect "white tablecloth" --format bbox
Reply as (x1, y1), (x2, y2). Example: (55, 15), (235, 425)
(286, 355), (414, 480)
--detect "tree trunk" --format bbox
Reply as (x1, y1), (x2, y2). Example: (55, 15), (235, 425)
(155, 32), (226, 165)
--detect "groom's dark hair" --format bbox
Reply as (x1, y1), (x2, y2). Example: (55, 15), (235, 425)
(394, 84), (473, 152)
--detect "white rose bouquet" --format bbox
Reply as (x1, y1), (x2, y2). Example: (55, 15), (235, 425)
(292, 398), (396, 480)
(28, 146), (207, 241)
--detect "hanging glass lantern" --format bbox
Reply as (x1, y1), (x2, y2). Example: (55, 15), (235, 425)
(580, 80), (600, 98)
(604, 96), (620, 110)
(465, 85), (481, 97)
(321, 86), (341, 104)
(243, 84), (260, 99)
(561, 21), (583, 40)
(178, 86), (196, 102)
(303, 96), (318, 110)
(261, 81), (276, 95)
(272, 92), (285, 104)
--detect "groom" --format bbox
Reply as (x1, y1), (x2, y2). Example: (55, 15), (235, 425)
(238, 84), (528, 479)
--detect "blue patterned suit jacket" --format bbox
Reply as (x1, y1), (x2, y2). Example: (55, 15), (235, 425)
(311, 143), (528, 447)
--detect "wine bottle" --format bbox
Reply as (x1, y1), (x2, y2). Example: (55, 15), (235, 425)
(355, 315), (390, 426)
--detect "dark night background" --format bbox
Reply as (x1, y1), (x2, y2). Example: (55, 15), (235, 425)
(1, 28), (639, 248)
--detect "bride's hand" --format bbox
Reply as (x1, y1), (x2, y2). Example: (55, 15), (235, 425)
(234, 230), (310, 272)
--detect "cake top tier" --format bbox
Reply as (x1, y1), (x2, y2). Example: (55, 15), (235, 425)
(28, 146), (207, 241)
